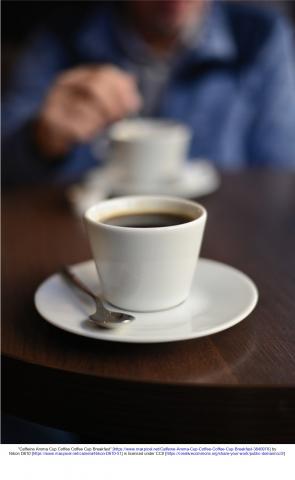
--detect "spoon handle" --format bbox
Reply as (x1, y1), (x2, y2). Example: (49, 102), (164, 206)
(61, 266), (97, 302)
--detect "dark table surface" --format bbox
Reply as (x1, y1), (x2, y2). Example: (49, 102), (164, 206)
(2, 171), (295, 442)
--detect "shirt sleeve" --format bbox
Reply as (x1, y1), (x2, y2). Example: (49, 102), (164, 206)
(2, 30), (97, 186)
(247, 16), (295, 168)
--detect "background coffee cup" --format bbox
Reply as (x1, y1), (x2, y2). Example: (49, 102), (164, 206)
(84, 196), (207, 312)
(108, 119), (191, 186)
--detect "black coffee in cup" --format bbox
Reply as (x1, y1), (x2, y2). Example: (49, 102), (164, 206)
(101, 211), (195, 228)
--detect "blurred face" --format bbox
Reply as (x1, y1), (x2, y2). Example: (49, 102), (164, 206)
(128, 0), (206, 38)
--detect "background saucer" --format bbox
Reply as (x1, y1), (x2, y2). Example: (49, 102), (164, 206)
(67, 160), (220, 216)
(35, 259), (258, 344)
(110, 161), (219, 196)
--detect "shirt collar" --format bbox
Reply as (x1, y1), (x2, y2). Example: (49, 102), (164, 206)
(76, 2), (237, 65)
(187, 2), (237, 63)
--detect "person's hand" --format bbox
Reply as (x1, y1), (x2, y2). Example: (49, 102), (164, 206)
(34, 65), (142, 158)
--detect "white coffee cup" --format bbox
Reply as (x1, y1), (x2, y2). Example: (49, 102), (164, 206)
(84, 196), (207, 312)
(108, 119), (191, 186)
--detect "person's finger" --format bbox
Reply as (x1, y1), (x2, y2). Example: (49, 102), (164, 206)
(57, 93), (113, 143)
(71, 81), (123, 122)
(55, 66), (93, 87)
(35, 65), (143, 157)
(64, 100), (106, 139)
(107, 75), (142, 113)
(86, 73), (142, 118)
(56, 65), (130, 87)
(55, 66), (142, 119)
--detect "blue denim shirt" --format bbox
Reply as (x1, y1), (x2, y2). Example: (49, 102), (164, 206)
(2, 2), (295, 185)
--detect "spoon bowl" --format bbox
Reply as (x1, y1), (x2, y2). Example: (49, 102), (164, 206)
(89, 299), (135, 329)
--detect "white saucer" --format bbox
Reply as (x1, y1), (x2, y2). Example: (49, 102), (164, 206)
(68, 160), (220, 216)
(110, 161), (220, 197)
(34, 259), (258, 344)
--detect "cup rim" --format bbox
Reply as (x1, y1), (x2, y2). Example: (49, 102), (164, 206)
(84, 195), (207, 233)
(109, 118), (191, 143)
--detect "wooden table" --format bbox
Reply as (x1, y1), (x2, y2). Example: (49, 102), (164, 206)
(2, 171), (295, 443)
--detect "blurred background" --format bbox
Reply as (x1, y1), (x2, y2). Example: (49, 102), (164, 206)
(2, 1), (94, 90)
(2, 1), (295, 90)
(1, 0), (294, 90)
(2, 0), (295, 189)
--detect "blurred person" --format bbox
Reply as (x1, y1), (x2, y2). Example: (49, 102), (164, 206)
(2, 0), (295, 186)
